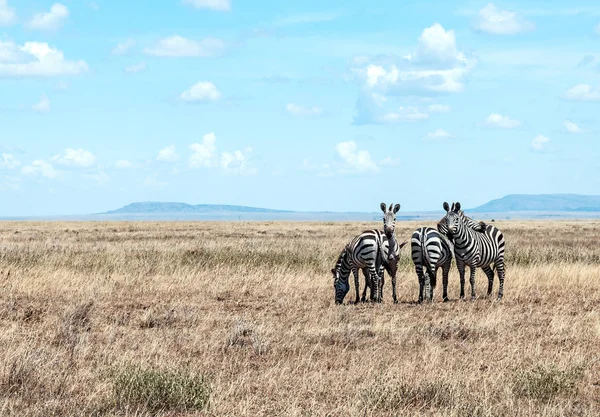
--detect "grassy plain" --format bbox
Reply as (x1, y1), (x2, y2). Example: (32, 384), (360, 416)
(0, 220), (598, 416)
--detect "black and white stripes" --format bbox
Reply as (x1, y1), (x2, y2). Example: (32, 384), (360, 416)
(441, 202), (506, 300)
(410, 227), (453, 303)
(331, 229), (385, 304)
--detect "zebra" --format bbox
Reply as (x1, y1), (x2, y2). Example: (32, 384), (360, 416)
(360, 235), (408, 303)
(379, 202), (402, 303)
(441, 202), (506, 300)
(411, 218), (485, 303)
(436, 209), (487, 238)
(411, 227), (453, 303)
(331, 229), (385, 304)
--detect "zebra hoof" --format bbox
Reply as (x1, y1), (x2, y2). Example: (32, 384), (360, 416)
(393, 299), (398, 304)
(497, 295), (503, 301)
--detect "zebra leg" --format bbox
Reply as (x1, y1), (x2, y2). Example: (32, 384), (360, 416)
(352, 268), (360, 304)
(361, 269), (370, 302)
(441, 263), (450, 302)
(416, 265), (425, 304)
(469, 266), (476, 300)
(380, 272), (385, 302)
(429, 269), (437, 302)
(391, 269), (398, 304)
(482, 265), (494, 297)
(457, 259), (466, 299)
(496, 259), (506, 300)
(369, 266), (382, 303)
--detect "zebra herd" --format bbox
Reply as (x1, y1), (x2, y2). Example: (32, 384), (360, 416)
(331, 202), (506, 305)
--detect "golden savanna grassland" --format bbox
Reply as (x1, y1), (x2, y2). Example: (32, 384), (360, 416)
(0, 220), (599, 416)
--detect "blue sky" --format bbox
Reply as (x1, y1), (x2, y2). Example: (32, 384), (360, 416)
(1, 0), (599, 216)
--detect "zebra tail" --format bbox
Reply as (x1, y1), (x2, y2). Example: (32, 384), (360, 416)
(421, 231), (435, 279)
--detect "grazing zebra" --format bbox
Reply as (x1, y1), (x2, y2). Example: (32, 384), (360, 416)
(360, 235), (408, 303)
(441, 202), (506, 300)
(331, 230), (385, 304)
(411, 227), (453, 303)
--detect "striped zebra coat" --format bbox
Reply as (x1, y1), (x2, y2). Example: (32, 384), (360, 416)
(379, 202), (403, 303)
(331, 229), (386, 304)
(441, 202), (506, 300)
(411, 227), (453, 303)
(360, 235), (408, 303)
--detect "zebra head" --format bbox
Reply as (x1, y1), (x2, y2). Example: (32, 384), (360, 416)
(380, 202), (400, 239)
(331, 247), (350, 304)
(443, 201), (462, 237)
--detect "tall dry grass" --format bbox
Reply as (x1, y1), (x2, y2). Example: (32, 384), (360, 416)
(0, 220), (598, 416)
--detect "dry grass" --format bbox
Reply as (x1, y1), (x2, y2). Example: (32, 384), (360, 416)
(0, 219), (599, 416)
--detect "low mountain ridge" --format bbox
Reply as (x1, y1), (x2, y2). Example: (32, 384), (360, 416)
(471, 194), (600, 212)
(104, 202), (292, 214)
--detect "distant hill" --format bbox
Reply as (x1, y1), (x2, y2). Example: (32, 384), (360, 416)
(471, 194), (600, 212)
(104, 202), (293, 214)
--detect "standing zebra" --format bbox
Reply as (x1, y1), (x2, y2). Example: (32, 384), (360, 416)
(411, 227), (453, 303)
(360, 235), (408, 303)
(380, 202), (402, 303)
(412, 217), (485, 303)
(331, 229), (385, 304)
(441, 202), (506, 300)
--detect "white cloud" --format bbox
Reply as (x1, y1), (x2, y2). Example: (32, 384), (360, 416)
(115, 160), (133, 169)
(113, 38), (136, 55)
(414, 23), (462, 63)
(336, 141), (378, 173)
(220, 148), (255, 175)
(485, 113), (521, 128)
(189, 132), (255, 174)
(428, 104), (451, 113)
(144, 36), (224, 57)
(285, 103), (323, 116)
(183, 0), (231, 11)
(157, 145), (180, 162)
(531, 135), (550, 151)
(0, 41), (88, 77)
(380, 106), (429, 123)
(426, 129), (452, 139)
(352, 23), (475, 124)
(474, 3), (534, 35)
(189, 133), (218, 168)
(32, 95), (50, 112)
(26, 3), (69, 31)
(180, 81), (220, 102)
(0, 153), (19, 169)
(22, 160), (57, 178)
(125, 62), (147, 73)
(564, 120), (585, 134)
(0, 0), (16, 26)
(564, 84), (600, 101)
(52, 148), (95, 167)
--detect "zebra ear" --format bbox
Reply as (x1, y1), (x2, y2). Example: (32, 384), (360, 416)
(454, 202), (461, 212)
(393, 203), (400, 214)
(380, 202), (387, 213)
(443, 202), (450, 212)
